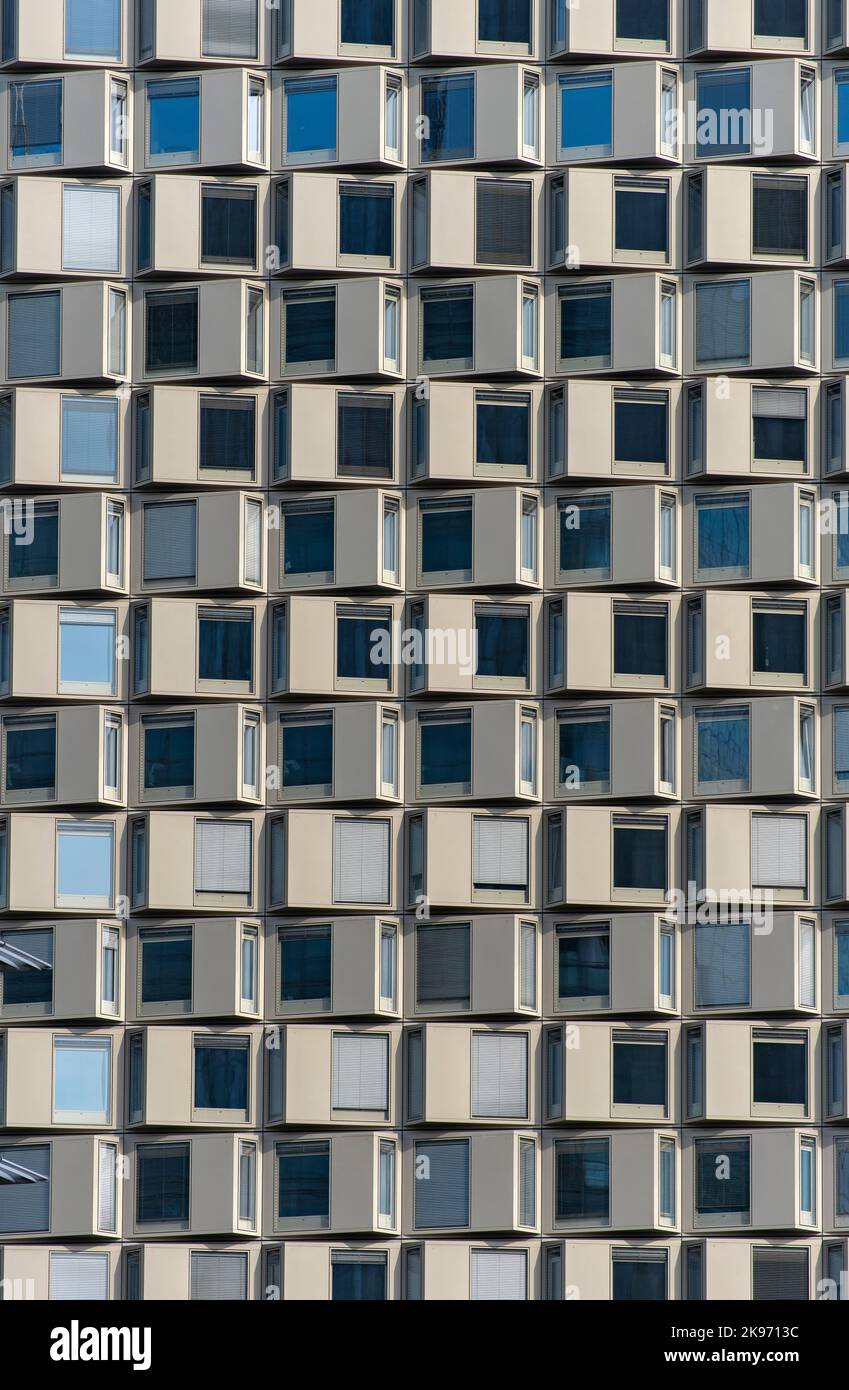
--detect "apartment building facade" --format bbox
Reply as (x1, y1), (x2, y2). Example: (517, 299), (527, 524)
(2, 0), (849, 1302)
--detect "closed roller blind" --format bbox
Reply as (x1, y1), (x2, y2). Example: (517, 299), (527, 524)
(519, 1139), (535, 1227)
(472, 1032), (527, 1117)
(194, 820), (252, 894)
(417, 923), (470, 1005)
(190, 1251), (248, 1300)
(414, 1140), (469, 1228)
(98, 1142), (117, 1232)
(476, 180), (532, 266)
(470, 1249), (527, 1301)
(62, 185), (120, 272)
(49, 1252), (109, 1300)
(473, 818), (528, 889)
(61, 397), (118, 479)
(333, 819), (390, 903)
(0, 1146), (49, 1233)
(331, 1033), (388, 1111)
(694, 920), (750, 1007)
(751, 814), (806, 889)
(8, 291), (60, 378)
(752, 1249), (808, 1300)
(202, 0), (258, 57)
(143, 501), (197, 582)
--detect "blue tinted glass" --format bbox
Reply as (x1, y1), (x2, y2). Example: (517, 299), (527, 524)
(281, 722), (333, 789)
(752, 611), (805, 674)
(144, 724), (194, 790)
(559, 718), (610, 786)
(613, 1038), (666, 1103)
(421, 508), (472, 573)
(560, 77), (612, 153)
(148, 80), (199, 159)
(558, 934), (610, 999)
(615, 187), (668, 252)
(278, 1147), (330, 1219)
(697, 715), (749, 784)
(617, 0), (668, 39)
(613, 1258), (666, 1300)
(613, 612), (667, 677)
(753, 1039), (806, 1104)
(285, 80), (337, 156)
(613, 827), (666, 889)
(341, 0), (393, 45)
(560, 500), (610, 572)
(141, 936), (192, 1003)
(753, 413), (805, 463)
(839, 929), (849, 997)
(695, 69), (751, 156)
(6, 724), (55, 790)
(475, 612), (529, 678)
(9, 511), (57, 579)
(332, 1260), (387, 1301)
(560, 291), (611, 361)
(10, 81), (62, 159)
(697, 501), (749, 571)
(421, 78), (475, 161)
(556, 1144), (609, 1219)
(284, 510), (334, 575)
(476, 400), (529, 468)
(479, 0), (531, 41)
(137, 1147), (190, 1222)
(54, 1042), (109, 1114)
(614, 398), (668, 463)
(697, 1142), (749, 1212)
(420, 720), (472, 786)
(339, 191), (393, 258)
(285, 298), (335, 364)
(836, 283), (849, 360)
(194, 1044), (248, 1110)
(839, 77), (849, 147)
(280, 933), (331, 1001)
(60, 618), (114, 687)
(198, 616), (252, 682)
(337, 615), (391, 680)
(57, 829), (112, 899)
(422, 293), (473, 364)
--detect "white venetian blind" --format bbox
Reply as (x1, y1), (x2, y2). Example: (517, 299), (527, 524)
(143, 501), (197, 582)
(98, 1142), (117, 1232)
(332, 1033), (389, 1111)
(473, 817), (528, 889)
(333, 818), (390, 903)
(472, 1032), (528, 1117)
(471, 1249), (527, 1301)
(62, 185), (120, 272)
(751, 814), (806, 889)
(190, 1252), (248, 1300)
(195, 820), (252, 894)
(752, 387), (807, 419)
(202, 0), (258, 57)
(244, 499), (262, 585)
(476, 180), (532, 266)
(799, 919), (815, 1009)
(520, 921), (536, 1008)
(61, 397), (118, 479)
(49, 1252), (109, 1300)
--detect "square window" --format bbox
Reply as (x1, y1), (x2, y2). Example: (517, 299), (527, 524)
(193, 1035), (249, 1116)
(202, 0), (258, 59)
(752, 176), (807, 258)
(65, 0), (121, 58)
(559, 72), (612, 160)
(3, 716), (55, 797)
(284, 77), (337, 164)
(614, 178), (669, 258)
(612, 817), (667, 893)
(612, 1031), (667, 1109)
(475, 605), (529, 683)
(198, 609), (253, 685)
(201, 186), (257, 267)
(339, 184), (394, 263)
(613, 604), (668, 682)
(194, 820), (252, 897)
(476, 392), (531, 475)
(53, 1035), (111, 1123)
(336, 606), (391, 689)
(752, 1030), (807, 1107)
(420, 75), (474, 163)
(338, 395), (393, 478)
(0, 927), (53, 1012)
(331, 1032), (389, 1111)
